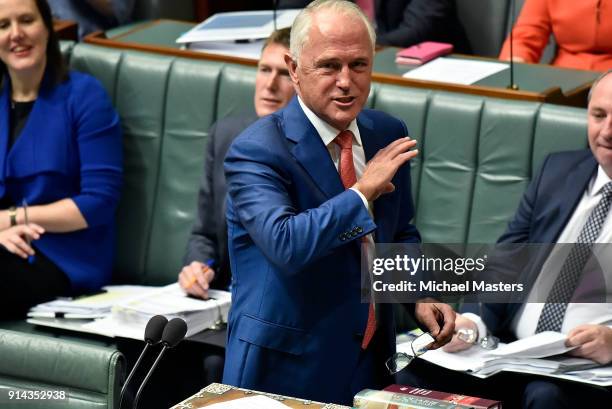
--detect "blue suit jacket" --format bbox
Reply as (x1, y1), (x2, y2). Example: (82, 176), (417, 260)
(222, 97), (420, 404)
(473, 150), (597, 339)
(0, 72), (123, 291)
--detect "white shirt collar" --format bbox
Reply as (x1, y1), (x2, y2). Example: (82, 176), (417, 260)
(297, 96), (362, 147)
(591, 166), (612, 196)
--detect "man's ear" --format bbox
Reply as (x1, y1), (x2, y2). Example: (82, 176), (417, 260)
(285, 53), (299, 85)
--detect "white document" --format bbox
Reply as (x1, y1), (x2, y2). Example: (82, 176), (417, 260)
(488, 331), (576, 358)
(197, 395), (290, 409)
(402, 57), (508, 85)
(177, 9), (301, 44)
(27, 285), (155, 319)
(188, 40), (264, 60)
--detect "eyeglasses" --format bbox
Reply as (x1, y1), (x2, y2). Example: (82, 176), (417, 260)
(385, 331), (435, 374)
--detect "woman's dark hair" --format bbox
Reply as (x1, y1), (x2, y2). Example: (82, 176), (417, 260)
(0, 0), (68, 87)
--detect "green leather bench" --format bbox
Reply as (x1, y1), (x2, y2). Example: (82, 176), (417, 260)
(0, 329), (124, 409)
(0, 43), (588, 408)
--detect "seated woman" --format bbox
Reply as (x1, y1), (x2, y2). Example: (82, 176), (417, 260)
(499, 0), (612, 71)
(0, 0), (122, 319)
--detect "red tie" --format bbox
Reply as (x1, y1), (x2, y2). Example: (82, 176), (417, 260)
(333, 130), (376, 349)
(356, 0), (375, 22)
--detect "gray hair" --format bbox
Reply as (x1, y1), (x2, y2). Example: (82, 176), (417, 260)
(588, 69), (612, 103)
(289, 0), (376, 62)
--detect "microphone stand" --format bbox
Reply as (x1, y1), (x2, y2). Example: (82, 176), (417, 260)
(132, 345), (169, 409)
(119, 342), (154, 409)
(507, 0), (519, 90)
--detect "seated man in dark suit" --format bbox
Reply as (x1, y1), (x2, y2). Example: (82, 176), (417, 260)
(437, 69), (612, 408)
(176, 28), (295, 384)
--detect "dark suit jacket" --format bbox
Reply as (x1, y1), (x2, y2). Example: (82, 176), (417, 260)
(184, 115), (258, 290)
(222, 97), (420, 404)
(278, 0), (471, 52)
(473, 150), (598, 339)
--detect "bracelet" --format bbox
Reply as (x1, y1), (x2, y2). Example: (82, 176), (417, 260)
(8, 206), (17, 227)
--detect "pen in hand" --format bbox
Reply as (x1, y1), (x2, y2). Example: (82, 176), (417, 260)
(184, 259), (215, 299)
(22, 199), (35, 265)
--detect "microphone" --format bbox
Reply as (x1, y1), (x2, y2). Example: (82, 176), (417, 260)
(132, 318), (188, 409)
(119, 315), (168, 409)
(507, 0), (519, 90)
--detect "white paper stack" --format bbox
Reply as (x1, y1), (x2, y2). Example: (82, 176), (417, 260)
(27, 286), (154, 319)
(90, 283), (232, 339)
(396, 330), (610, 386)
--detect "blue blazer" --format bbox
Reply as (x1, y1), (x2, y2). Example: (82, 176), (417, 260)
(0, 71), (123, 292)
(472, 150), (597, 339)
(222, 97), (420, 404)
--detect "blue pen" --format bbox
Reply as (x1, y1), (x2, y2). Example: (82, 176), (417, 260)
(22, 199), (35, 265)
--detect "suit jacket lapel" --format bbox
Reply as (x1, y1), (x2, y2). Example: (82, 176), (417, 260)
(544, 155), (597, 242)
(285, 98), (345, 199)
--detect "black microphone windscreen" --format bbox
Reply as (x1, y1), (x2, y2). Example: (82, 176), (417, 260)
(161, 318), (187, 347)
(144, 315), (168, 344)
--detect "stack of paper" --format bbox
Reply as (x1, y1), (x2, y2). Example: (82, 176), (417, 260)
(27, 286), (154, 319)
(396, 330), (610, 386)
(85, 284), (231, 339)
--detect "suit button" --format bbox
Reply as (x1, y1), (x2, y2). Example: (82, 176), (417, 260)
(339, 235), (346, 241)
(356, 227), (363, 233)
(351, 232), (357, 238)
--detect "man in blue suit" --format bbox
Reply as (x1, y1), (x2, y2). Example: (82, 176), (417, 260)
(441, 70), (612, 407)
(222, 0), (455, 405)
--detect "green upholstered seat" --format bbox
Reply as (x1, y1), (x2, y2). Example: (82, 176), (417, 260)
(0, 329), (124, 409)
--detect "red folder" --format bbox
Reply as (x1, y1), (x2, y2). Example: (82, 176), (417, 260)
(395, 41), (453, 65)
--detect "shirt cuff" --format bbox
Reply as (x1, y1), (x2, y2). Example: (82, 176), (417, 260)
(349, 187), (370, 210)
(462, 312), (488, 343)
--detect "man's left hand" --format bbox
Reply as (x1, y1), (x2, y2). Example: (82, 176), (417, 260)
(566, 324), (612, 365)
(414, 300), (455, 349)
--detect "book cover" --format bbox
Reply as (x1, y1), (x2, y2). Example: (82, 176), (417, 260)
(384, 384), (501, 409)
(354, 389), (462, 409)
(395, 41), (453, 66)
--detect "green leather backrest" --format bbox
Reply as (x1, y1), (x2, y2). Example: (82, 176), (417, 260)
(145, 58), (224, 284)
(371, 84), (430, 205)
(373, 83), (587, 248)
(0, 329), (124, 409)
(216, 64), (257, 120)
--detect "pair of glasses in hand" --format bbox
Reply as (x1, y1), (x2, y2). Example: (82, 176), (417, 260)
(385, 331), (435, 374)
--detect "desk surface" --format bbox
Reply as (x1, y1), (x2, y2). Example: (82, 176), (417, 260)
(86, 19), (601, 107)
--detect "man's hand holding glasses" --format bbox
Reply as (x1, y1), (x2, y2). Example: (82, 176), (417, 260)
(414, 299), (456, 349)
